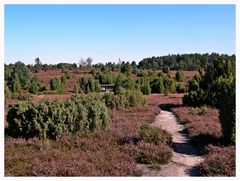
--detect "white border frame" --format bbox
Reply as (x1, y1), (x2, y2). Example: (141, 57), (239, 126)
(0, 1), (239, 181)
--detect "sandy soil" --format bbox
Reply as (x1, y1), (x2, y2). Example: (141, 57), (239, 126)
(138, 110), (204, 176)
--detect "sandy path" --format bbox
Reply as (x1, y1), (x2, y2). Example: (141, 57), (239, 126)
(138, 110), (204, 176)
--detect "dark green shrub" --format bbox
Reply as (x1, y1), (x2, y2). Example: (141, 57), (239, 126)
(120, 62), (132, 75)
(102, 89), (146, 110)
(210, 76), (235, 144)
(163, 76), (176, 94)
(188, 79), (199, 92)
(5, 83), (11, 99)
(140, 81), (151, 95)
(137, 69), (145, 77)
(183, 89), (206, 106)
(101, 93), (116, 109)
(12, 61), (31, 89)
(162, 65), (170, 74)
(126, 89), (146, 107)
(183, 58), (235, 145)
(12, 74), (22, 94)
(176, 83), (186, 93)
(150, 77), (164, 93)
(6, 96), (110, 139)
(95, 71), (115, 84)
(29, 76), (46, 94)
(176, 71), (184, 82)
(114, 74), (136, 94)
(50, 77), (64, 93)
(79, 76), (101, 94)
(139, 124), (172, 145)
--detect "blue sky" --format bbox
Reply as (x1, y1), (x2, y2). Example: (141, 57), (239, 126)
(4, 4), (235, 65)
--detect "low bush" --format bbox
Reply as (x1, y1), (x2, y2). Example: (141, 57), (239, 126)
(200, 145), (235, 176)
(176, 71), (184, 82)
(190, 106), (209, 116)
(79, 76), (101, 94)
(6, 96), (110, 139)
(50, 77), (65, 93)
(134, 141), (172, 165)
(172, 107), (221, 147)
(176, 83), (186, 93)
(29, 76), (46, 94)
(139, 124), (172, 145)
(101, 89), (146, 110)
(94, 71), (115, 84)
(140, 81), (151, 95)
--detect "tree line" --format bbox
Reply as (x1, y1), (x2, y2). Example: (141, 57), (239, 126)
(138, 53), (235, 71)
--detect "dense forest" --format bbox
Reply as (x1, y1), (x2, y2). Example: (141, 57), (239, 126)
(138, 53), (235, 71)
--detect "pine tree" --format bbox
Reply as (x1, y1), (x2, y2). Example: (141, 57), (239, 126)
(176, 71), (184, 82)
(12, 74), (22, 94)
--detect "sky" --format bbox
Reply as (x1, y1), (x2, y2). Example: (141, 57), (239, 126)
(4, 4), (236, 65)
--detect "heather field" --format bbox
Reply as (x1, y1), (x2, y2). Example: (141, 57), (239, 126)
(5, 94), (179, 176)
(4, 4), (236, 178)
(4, 54), (235, 176)
(172, 106), (236, 176)
(5, 91), (236, 176)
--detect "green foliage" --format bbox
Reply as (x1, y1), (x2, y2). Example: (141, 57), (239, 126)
(12, 61), (31, 89)
(135, 141), (172, 165)
(73, 82), (79, 94)
(79, 76), (101, 94)
(140, 81), (151, 95)
(126, 89), (146, 107)
(150, 77), (165, 93)
(139, 124), (172, 145)
(95, 71), (115, 84)
(5, 81), (12, 99)
(12, 74), (22, 94)
(176, 71), (184, 82)
(137, 69), (145, 77)
(101, 93), (117, 109)
(183, 57), (235, 144)
(183, 89), (206, 106)
(50, 77), (64, 93)
(62, 70), (71, 79)
(61, 75), (67, 86)
(120, 62), (132, 75)
(163, 76), (176, 95)
(5, 62), (31, 96)
(188, 79), (199, 92)
(138, 53), (235, 71)
(114, 73), (136, 94)
(50, 77), (59, 90)
(211, 76), (235, 144)
(101, 89), (146, 110)
(29, 76), (46, 94)
(138, 73), (177, 95)
(162, 65), (170, 73)
(176, 83), (186, 93)
(6, 96), (110, 139)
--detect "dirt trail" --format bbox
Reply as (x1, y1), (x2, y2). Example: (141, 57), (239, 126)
(138, 110), (204, 176)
